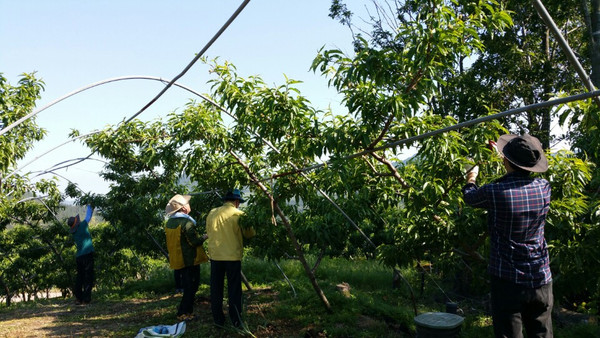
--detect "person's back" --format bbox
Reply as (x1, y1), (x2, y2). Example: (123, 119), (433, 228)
(206, 189), (255, 328)
(165, 215), (207, 269)
(70, 205), (94, 257)
(206, 202), (250, 261)
(164, 194), (208, 321)
(68, 205), (95, 305)
(462, 134), (553, 337)
(465, 172), (551, 287)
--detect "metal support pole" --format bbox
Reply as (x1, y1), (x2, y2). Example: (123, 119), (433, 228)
(531, 0), (600, 105)
(0, 0), (250, 137)
(272, 90), (600, 178)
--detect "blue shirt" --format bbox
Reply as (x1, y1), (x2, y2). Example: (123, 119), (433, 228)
(169, 212), (196, 225)
(462, 172), (552, 287)
(70, 205), (94, 257)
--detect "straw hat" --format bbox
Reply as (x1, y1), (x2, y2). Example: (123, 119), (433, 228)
(165, 194), (191, 215)
(496, 134), (548, 173)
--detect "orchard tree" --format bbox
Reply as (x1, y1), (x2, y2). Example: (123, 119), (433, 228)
(80, 26), (508, 311)
(71, 118), (186, 259)
(328, 0), (600, 308)
(0, 73), (61, 228)
(82, 0), (511, 309)
(0, 73), (46, 175)
(0, 73), (68, 305)
(316, 0), (511, 277)
(79, 0), (597, 311)
(582, 0), (600, 87)
(330, 0), (585, 148)
(84, 62), (337, 309)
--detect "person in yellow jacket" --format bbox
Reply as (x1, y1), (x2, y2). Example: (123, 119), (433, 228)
(164, 194), (208, 321)
(206, 189), (255, 327)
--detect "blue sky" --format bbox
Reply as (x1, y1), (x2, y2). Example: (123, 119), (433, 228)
(1, 1), (365, 194)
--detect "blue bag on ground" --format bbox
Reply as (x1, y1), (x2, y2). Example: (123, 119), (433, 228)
(135, 321), (186, 337)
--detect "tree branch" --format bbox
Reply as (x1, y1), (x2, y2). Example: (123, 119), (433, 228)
(229, 150), (332, 311)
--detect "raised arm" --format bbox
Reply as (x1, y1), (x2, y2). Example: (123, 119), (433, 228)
(84, 205), (94, 223)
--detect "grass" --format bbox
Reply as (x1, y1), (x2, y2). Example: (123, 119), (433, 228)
(0, 256), (598, 337)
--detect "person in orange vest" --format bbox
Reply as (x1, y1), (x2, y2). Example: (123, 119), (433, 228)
(206, 189), (255, 328)
(164, 194), (208, 321)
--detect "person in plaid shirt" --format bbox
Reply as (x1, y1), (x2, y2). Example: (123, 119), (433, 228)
(462, 134), (553, 338)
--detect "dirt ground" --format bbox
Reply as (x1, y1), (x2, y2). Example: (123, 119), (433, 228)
(0, 289), (315, 338)
(0, 297), (164, 337)
(0, 289), (595, 337)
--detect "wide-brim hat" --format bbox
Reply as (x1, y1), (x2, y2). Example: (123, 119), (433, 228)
(67, 214), (80, 227)
(222, 189), (245, 203)
(496, 134), (548, 173)
(165, 194), (191, 215)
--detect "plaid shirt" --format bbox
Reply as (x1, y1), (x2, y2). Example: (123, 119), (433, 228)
(462, 172), (552, 288)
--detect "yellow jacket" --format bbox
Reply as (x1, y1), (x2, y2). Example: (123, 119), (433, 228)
(206, 202), (255, 261)
(165, 214), (208, 270)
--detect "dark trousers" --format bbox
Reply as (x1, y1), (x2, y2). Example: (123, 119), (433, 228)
(74, 252), (94, 303)
(491, 276), (553, 338)
(174, 269), (183, 290)
(176, 264), (200, 316)
(210, 260), (242, 326)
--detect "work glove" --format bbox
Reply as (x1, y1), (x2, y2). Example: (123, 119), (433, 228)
(465, 164), (479, 184)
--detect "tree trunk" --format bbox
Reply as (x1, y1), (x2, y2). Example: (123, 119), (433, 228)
(587, 0), (600, 87)
(41, 238), (73, 290)
(230, 151), (332, 311)
(0, 276), (11, 307)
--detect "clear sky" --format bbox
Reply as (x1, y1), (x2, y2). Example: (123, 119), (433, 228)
(1, 1), (365, 194)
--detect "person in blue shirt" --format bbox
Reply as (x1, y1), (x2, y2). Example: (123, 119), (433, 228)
(463, 134), (553, 338)
(68, 205), (95, 305)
